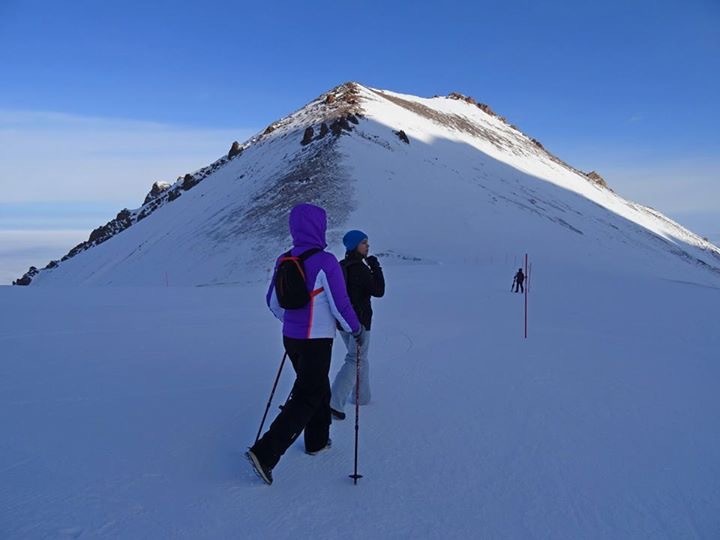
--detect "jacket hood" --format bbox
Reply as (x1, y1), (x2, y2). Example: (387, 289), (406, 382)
(289, 203), (327, 250)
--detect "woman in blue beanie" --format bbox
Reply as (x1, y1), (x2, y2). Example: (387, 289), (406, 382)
(330, 230), (385, 419)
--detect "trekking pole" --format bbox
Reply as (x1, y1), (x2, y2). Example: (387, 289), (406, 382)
(349, 341), (363, 484)
(255, 352), (287, 444)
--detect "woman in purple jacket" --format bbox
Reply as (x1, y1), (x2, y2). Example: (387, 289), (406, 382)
(247, 203), (362, 485)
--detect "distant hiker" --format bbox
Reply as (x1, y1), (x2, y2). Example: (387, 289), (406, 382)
(512, 268), (525, 293)
(330, 230), (385, 420)
(247, 204), (363, 485)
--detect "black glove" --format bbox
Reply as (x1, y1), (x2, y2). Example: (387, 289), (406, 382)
(365, 255), (380, 269)
(352, 326), (366, 345)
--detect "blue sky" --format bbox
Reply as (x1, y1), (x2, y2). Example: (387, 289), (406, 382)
(1, 0), (718, 282)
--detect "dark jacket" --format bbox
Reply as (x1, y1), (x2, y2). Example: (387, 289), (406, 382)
(340, 252), (385, 330)
(514, 270), (525, 283)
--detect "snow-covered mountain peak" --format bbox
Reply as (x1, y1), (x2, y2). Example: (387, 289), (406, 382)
(13, 82), (720, 286)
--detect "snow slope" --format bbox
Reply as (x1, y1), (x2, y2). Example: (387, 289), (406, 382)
(2, 263), (719, 538)
(18, 82), (720, 287)
(4, 82), (720, 538)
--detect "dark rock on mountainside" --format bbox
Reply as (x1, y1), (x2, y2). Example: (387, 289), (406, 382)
(330, 117), (352, 136)
(228, 141), (243, 159)
(182, 173), (198, 191)
(13, 266), (38, 286)
(585, 171), (608, 188)
(301, 127), (314, 146)
(395, 130), (410, 144)
(447, 92), (498, 118)
(143, 182), (171, 205)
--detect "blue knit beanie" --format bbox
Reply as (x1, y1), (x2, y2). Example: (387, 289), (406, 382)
(343, 230), (368, 252)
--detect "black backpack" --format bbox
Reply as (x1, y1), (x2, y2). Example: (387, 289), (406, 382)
(274, 248), (322, 309)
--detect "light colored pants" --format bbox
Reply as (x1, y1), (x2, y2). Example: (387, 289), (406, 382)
(330, 330), (371, 413)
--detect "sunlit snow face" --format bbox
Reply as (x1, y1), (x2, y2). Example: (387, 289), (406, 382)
(357, 238), (369, 258)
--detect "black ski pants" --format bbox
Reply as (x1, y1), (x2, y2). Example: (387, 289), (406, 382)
(251, 337), (333, 469)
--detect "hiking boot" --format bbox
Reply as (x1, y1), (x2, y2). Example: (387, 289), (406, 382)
(246, 449), (273, 485)
(330, 407), (346, 421)
(306, 438), (332, 456)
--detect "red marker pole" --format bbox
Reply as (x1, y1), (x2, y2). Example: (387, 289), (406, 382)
(524, 253), (528, 339)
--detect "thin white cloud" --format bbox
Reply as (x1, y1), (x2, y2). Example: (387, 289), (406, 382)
(579, 156), (719, 241)
(0, 109), (257, 206)
(554, 140), (720, 217)
(601, 160), (720, 215)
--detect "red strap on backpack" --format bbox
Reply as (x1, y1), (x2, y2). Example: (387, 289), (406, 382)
(278, 255), (306, 281)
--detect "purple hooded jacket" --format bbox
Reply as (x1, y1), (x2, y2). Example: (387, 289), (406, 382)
(266, 204), (361, 339)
